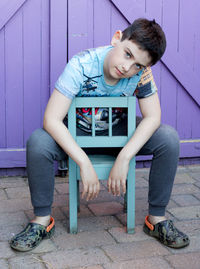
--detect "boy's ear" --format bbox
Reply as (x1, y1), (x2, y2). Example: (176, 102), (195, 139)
(111, 30), (123, 46)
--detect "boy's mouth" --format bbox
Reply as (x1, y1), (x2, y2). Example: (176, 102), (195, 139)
(115, 67), (124, 76)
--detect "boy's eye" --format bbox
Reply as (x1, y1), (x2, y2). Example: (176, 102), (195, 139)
(125, 52), (131, 58)
(135, 64), (142, 69)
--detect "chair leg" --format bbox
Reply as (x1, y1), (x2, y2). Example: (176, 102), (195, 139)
(127, 158), (135, 234)
(77, 181), (80, 212)
(123, 182), (127, 213)
(69, 158), (78, 234)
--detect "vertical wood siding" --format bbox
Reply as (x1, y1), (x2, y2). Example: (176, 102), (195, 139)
(0, 0), (199, 173)
(0, 0), (49, 170)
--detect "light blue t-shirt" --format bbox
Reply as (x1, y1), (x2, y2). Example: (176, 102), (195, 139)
(55, 46), (157, 132)
(55, 46), (157, 99)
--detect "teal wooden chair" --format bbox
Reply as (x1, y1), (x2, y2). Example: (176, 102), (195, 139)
(68, 96), (136, 234)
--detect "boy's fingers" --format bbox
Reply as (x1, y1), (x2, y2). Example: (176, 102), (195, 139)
(87, 185), (93, 201)
(116, 181), (120, 196)
(91, 185), (96, 200)
(122, 180), (126, 194)
(111, 180), (116, 195)
(82, 184), (88, 199)
(108, 178), (111, 193)
(95, 182), (100, 198)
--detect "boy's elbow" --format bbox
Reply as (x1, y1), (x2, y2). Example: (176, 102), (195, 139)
(148, 114), (161, 130)
(154, 114), (161, 129)
(43, 115), (53, 132)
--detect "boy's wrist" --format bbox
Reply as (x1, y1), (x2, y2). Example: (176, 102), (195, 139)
(117, 150), (132, 163)
(79, 155), (92, 169)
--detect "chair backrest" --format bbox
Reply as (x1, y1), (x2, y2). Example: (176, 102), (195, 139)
(68, 96), (136, 148)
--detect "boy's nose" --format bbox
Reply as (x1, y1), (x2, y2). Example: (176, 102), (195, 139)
(122, 63), (131, 72)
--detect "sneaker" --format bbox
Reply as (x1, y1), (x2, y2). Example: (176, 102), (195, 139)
(10, 216), (55, 252)
(143, 216), (190, 248)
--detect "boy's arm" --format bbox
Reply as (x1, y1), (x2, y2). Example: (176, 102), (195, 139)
(108, 92), (161, 195)
(43, 89), (100, 200)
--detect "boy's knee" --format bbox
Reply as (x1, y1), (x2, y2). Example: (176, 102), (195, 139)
(26, 128), (49, 154)
(159, 125), (180, 153)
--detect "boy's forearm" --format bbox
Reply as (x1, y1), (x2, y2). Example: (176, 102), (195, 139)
(43, 119), (89, 168)
(119, 116), (160, 161)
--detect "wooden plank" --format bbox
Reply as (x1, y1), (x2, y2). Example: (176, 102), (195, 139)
(23, 0), (42, 143)
(94, 0), (112, 47)
(40, 0), (50, 126)
(162, 0), (179, 52)
(50, 0), (67, 93)
(111, 0), (200, 106)
(0, 0), (27, 30)
(5, 9), (23, 148)
(177, 84), (193, 140)
(160, 65), (177, 129)
(68, 0), (94, 58)
(0, 149), (26, 168)
(0, 28), (6, 148)
(193, 0), (200, 75)
(180, 141), (200, 158)
(111, 1), (129, 36)
(111, 0), (145, 21)
(145, 0), (162, 24)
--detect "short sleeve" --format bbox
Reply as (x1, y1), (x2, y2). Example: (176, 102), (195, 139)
(135, 67), (157, 99)
(55, 56), (83, 99)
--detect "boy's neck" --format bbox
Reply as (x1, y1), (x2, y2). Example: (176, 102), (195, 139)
(103, 57), (120, 86)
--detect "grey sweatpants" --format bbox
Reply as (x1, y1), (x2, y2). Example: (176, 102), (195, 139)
(26, 117), (179, 217)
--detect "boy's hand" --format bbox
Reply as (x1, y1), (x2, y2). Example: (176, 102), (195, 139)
(80, 162), (100, 201)
(107, 156), (129, 196)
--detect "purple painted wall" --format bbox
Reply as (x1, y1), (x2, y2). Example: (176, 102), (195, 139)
(0, 0), (200, 175)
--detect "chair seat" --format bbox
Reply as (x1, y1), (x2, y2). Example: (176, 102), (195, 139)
(77, 154), (116, 180)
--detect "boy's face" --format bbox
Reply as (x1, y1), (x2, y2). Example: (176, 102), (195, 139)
(103, 30), (152, 85)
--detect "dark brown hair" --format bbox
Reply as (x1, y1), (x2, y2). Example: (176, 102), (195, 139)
(121, 18), (166, 65)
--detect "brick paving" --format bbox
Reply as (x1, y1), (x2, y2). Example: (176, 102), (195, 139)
(0, 165), (200, 269)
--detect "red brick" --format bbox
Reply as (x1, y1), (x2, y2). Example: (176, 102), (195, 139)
(102, 240), (170, 261)
(0, 259), (9, 269)
(76, 216), (122, 232)
(166, 252), (200, 269)
(9, 256), (45, 269)
(61, 205), (93, 218)
(171, 194), (200, 206)
(55, 183), (69, 194)
(74, 265), (104, 269)
(88, 202), (123, 216)
(172, 184), (199, 195)
(31, 239), (57, 254)
(116, 210), (147, 226)
(42, 248), (110, 268)
(0, 224), (23, 241)
(104, 257), (172, 269)
(190, 172), (200, 181)
(174, 219), (200, 236)
(0, 177), (27, 188)
(0, 198), (32, 213)
(0, 189), (7, 200)
(174, 173), (195, 184)
(0, 211), (28, 226)
(5, 186), (30, 199)
(168, 205), (200, 220)
(135, 177), (148, 188)
(53, 230), (116, 250)
(0, 242), (15, 259)
(108, 226), (153, 243)
(53, 194), (68, 207)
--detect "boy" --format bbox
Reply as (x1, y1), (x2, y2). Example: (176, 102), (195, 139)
(10, 18), (189, 251)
